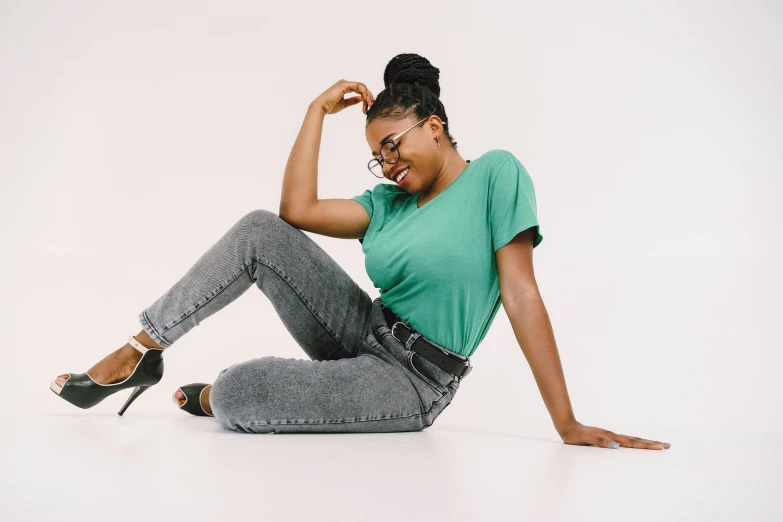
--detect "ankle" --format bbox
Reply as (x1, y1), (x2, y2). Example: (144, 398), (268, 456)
(134, 329), (164, 350)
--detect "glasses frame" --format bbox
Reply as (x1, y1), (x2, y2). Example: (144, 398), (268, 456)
(367, 115), (433, 178)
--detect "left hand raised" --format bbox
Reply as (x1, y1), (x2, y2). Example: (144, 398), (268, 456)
(558, 420), (671, 450)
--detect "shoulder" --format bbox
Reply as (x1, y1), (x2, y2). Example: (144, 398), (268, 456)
(474, 149), (536, 199)
(470, 149), (528, 182)
(477, 148), (517, 161)
(471, 149), (522, 170)
(360, 182), (412, 213)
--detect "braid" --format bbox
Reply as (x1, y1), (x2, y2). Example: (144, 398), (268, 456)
(383, 53), (441, 97)
(366, 53), (458, 150)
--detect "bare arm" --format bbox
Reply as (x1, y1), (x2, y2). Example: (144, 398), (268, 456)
(506, 285), (577, 435)
(278, 81), (376, 240)
(278, 103), (326, 219)
(497, 228), (671, 450)
(498, 231), (577, 434)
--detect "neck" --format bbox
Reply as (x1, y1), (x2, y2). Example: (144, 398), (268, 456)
(417, 151), (469, 203)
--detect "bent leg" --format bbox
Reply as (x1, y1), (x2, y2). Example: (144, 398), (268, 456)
(139, 209), (372, 361)
(210, 349), (448, 434)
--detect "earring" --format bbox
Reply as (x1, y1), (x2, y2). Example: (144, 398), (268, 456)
(435, 137), (440, 149)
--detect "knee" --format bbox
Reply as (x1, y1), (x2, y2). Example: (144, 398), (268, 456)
(210, 359), (276, 432)
(210, 363), (243, 429)
(233, 209), (298, 247)
(238, 208), (283, 230)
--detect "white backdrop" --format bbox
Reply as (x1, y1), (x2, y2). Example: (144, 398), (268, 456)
(2, 0), (781, 441)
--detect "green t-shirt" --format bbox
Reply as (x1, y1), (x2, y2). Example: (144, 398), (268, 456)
(352, 149), (543, 358)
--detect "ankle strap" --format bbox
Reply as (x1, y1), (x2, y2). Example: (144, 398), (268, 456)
(128, 335), (154, 354)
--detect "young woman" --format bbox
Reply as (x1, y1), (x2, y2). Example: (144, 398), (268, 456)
(49, 53), (670, 449)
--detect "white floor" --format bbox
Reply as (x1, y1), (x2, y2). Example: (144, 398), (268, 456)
(3, 410), (780, 522)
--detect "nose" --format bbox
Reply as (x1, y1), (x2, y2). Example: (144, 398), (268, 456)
(382, 162), (394, 179)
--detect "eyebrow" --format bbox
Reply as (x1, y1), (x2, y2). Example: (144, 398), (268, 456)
(371, 132), (397, 156)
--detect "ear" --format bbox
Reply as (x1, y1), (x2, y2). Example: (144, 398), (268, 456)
(427, 115), (444, 137)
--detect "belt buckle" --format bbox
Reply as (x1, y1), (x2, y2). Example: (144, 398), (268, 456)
(391, 321), (406, 342)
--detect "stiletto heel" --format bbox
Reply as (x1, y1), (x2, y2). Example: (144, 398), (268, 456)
(50, 335), (165, 415)
(118, 385), (153, 416)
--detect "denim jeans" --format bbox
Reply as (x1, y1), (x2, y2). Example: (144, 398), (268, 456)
(138, 209), (471, 433)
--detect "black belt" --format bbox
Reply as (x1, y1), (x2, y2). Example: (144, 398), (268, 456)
(381, 304), (473, 379)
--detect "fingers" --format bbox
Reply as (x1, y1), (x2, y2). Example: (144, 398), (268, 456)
(599, 432), (672, 450)
(617, 434), (672, 450)
(340, 79), (375, 113)
(343, 96), (363, 110)
(564, 423), (672, 451)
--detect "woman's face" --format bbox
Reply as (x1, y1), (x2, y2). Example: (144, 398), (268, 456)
(365, 115), (440, 193)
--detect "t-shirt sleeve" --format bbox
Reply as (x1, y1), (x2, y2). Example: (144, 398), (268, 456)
(489, 153), (544, 252)
(351, 189), (373, 220)
(351, 189), (373, 244)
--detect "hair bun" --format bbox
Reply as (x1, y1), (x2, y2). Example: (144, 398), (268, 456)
(383, 53), (441, 97)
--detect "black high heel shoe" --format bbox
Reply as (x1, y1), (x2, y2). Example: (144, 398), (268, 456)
(173, 383), (214, 417)
(49, 335), (165, 416)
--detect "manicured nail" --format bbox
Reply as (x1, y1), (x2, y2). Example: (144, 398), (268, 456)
(609, 441), (620, 449)
(663, 443), (671, 447)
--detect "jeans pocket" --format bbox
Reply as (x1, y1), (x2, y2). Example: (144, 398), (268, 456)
(406, 351), (447, 396)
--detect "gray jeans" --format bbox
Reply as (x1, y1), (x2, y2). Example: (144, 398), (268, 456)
(138, 209), (471, 433)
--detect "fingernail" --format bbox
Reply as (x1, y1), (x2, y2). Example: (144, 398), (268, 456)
(663, 443), (671, 447)
(609, 441), (619, 449)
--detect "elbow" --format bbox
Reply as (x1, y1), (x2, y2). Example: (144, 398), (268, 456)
(278, 202), (301, 224)
(501, 284), (541, 311)
(278, 206), (298, 227)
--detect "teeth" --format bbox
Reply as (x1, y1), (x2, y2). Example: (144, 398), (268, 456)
(395, 167), (409, 182)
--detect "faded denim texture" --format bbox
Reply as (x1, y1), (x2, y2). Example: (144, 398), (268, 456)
(139, 209), (471, 433)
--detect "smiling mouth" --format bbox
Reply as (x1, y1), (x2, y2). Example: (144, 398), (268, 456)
(394, 167), (410, 185)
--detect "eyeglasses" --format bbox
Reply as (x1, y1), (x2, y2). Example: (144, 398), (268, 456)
(367, 115), (433, 178)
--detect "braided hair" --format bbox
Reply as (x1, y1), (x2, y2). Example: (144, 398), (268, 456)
(366, 53), (458, 150)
